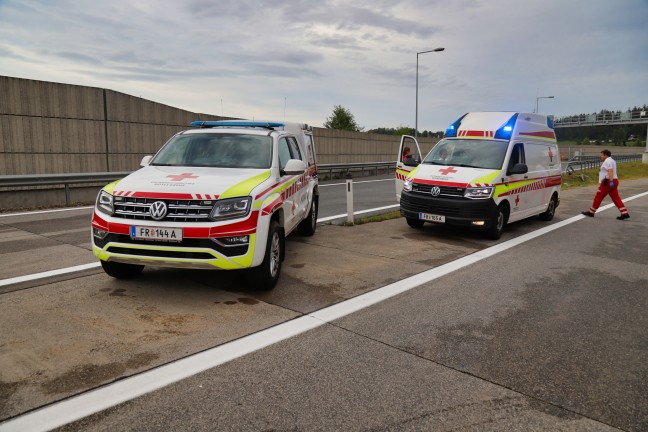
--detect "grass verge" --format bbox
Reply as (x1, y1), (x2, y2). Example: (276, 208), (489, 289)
(561, 161), (648, 190)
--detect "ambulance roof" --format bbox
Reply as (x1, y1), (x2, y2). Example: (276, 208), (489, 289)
(445, 112), (556, 142)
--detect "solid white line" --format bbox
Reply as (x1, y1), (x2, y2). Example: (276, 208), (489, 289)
(6, 191), (648, 432)
(0, 206), (94, 218)
(0, 263), (100, 288)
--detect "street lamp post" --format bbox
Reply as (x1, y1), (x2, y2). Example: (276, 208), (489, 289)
(535, 95), (554, 114)
(416, 47), (445, 138)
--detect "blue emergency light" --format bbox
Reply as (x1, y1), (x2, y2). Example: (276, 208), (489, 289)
(190, 120), (285, 129)
(494, 113), (519, 140)
(444, 114), (467, 137)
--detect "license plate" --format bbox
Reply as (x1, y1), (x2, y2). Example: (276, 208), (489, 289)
(130, 226), (183, 241)
(419, 213), (445, 223)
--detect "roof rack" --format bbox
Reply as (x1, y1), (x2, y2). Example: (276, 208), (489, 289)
(190, 121), (285, 129)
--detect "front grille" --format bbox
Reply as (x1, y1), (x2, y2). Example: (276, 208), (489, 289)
(113, 198), (213, 222)
(412, 183), (465, 198)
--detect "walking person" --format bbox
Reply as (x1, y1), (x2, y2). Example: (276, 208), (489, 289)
(581, 149), (630, 220)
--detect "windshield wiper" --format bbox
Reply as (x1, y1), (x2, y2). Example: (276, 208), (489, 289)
(151, 163), (175, 166)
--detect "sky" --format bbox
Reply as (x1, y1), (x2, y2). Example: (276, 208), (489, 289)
(1, 0), (647, 132)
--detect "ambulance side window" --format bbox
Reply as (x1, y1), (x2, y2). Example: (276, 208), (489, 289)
(508, 143), (526, 172)
(278, 137), (291, 170)
(287, 137), (303, 161)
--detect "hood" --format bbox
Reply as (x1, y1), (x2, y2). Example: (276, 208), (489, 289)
(111, 166), (271, 200)
(411, 164), (501, 188)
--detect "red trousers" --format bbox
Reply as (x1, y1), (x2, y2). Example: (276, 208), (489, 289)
(589, 180), (629, 215)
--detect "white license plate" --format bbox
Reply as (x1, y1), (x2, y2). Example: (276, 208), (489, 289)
(419, 213), (445, 223)
(130, 226), (183, 241)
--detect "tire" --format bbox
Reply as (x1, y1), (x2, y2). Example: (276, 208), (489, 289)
(297, 197), (318, 236)
(406, 217), (425, 229)
(248, 220), (283, 290)
(486, 205), (507, 240)
(539, 196), (557, 221)
(100, 260), (144, 279)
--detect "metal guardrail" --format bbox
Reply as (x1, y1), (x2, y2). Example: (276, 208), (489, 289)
(0, 163), (397, 205)
(563, 154), (643, 174)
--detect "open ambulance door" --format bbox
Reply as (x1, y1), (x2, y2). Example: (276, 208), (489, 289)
(395, 135), (422, 201)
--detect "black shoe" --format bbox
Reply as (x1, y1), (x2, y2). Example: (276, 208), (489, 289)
(617, 214), (630, 220)
(581, 211), (594, 217)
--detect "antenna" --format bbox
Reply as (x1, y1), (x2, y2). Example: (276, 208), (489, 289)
(283, 97), (287, 124)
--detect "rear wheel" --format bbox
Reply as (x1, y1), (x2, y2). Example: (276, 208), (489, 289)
(297, 197), (318, 236)
(486, 205), (507, 240)
(248, 220), (283, 290)
(539, 195), (557, 221)
(100, 261), (144, 279)
(406, 217), (425, 229)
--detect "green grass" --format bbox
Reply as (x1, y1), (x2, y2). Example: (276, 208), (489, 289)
(561, 161), (648, 190)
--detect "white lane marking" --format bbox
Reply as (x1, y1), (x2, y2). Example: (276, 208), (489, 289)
(319, 178), (394, 187)
(0, 206), (94, 218)
(317, 205), (399, 223)
(4, 190), (647, 432)
(0, 263), (100, 288)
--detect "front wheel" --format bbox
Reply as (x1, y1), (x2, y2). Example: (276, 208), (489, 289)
(248, 220), (283, 290)
(486, 205), (507, 240)
(101, 261), (144, 279)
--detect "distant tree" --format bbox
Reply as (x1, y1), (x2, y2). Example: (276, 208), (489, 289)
(323, 105), (364, 132)
(394, 125), (413, 136)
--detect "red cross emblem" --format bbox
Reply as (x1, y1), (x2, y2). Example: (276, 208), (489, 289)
(548, 147), (554, 162)
(166, 173), (199, 182)
(439, 166), (458, 175)
(515, 195), (520, 206)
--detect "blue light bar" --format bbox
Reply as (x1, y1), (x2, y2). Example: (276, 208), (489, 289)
(494, 113), (519, 140)
(190, 121), (285, 129)
(445, 113), (467, 137)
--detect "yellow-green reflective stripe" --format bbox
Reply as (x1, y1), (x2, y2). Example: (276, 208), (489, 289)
(220, 170), (272, 199)
(103, 180), (121, 194)
(494, 179), (535, 198)
(471, 170), (501, 186)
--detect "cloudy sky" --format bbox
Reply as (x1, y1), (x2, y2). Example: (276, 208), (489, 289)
(1, 0), (647, 132)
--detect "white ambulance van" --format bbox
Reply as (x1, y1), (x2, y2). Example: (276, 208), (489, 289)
(91, 120), (318, 290)
(396, 112), (561, 239)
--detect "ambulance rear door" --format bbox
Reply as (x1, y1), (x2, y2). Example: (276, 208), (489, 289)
(395, 135), (422, 201)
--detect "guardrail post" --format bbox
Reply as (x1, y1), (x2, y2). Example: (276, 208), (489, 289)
(64, 183), (71, 206)
(346, 171), (354, 224)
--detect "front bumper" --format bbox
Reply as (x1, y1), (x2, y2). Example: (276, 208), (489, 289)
(400, 190), (499, 228)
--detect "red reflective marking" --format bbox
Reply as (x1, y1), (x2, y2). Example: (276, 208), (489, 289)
(167, 173), (199, 182)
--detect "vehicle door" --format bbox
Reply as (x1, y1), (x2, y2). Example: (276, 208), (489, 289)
(287, 136), (310, 221)
(395, 135), (422, 201)
(504, 142), (532, 219)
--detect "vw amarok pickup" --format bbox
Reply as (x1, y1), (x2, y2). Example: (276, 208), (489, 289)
(92, 121), (319, 290)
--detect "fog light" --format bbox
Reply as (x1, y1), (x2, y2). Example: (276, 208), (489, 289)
(471, 221), (485, 226)
(93, 227), (109, 239)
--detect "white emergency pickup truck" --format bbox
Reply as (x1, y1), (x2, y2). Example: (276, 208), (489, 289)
(91, 121), (319, 290)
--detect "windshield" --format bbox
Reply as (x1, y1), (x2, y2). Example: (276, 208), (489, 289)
(151, 133), (273, 169)
(422, 139), (508, 170)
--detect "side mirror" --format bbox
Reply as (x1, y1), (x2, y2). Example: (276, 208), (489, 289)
(283, 159), (307, 175)
(140, 155), (153, 167)
(508, 163), (528, 175)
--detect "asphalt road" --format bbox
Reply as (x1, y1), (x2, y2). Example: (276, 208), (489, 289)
(1, 177), (647, 431)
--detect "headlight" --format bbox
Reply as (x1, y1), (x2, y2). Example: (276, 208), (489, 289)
(403, 178), (413, 192)
(464, 186), (494, 199)
(96, 190), (114, 215)
(210, 197), (252, 221)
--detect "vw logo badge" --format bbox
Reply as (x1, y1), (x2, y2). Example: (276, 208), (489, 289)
(430, 186), (441, 197)
(149, 201), (168, 220)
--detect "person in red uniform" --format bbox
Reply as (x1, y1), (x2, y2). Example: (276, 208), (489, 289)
(581, 149), (630, 220)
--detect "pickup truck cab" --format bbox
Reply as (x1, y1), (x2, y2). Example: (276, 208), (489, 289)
(92, 121), (318, 290)
(396, 112), (561, 239)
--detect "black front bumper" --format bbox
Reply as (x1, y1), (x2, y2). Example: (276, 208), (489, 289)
(400, 190), (499, 227)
